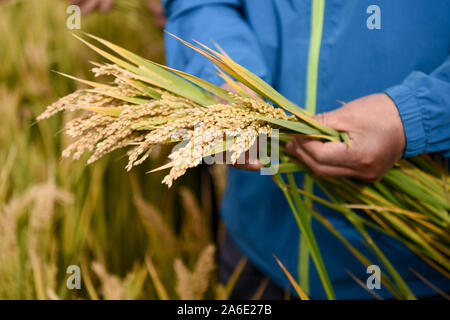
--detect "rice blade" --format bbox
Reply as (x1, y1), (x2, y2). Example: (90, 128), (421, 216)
(274, 255), (310, 300)
(85, 33), (217, 106)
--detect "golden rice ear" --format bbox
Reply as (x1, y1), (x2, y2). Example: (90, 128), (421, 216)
(79, 106), (122, 117)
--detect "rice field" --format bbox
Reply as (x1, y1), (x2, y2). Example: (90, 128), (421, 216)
(3, 0), (449, 301)
(0, 0), (225, 300)
(37, 24), (450, 300)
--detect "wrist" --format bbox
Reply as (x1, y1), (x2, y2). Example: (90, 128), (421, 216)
(379, 93), (406, 157)
(385, 84), (426, 157)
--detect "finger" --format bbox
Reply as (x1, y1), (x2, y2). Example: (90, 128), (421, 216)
(232, 162), (263, 171)
(294, 137), (356, 168)
(154, 16), (167, 28)
(80, 0), (98, 15)
(147, 1), (164, 15)
(234, 148), (263, 170)
(147, 1), (166, 28)
(214, 149), (263, 171)
(292, 145), (361, 178)
(291, 144), (381, 181)
(313, 108), (351, 132)
(99, 0), (114, 12)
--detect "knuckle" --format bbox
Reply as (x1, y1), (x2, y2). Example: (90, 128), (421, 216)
(310, 149), (322, 162)
(306, 145), (326, 163)
(293, 150), (303, 162)
(311, 166), (328, 177)
(359, 153), (376, 167)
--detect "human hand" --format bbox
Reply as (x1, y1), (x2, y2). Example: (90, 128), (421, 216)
(147, 0), (167, 29)
(286, 93), (405, 182)
(71, 0), (114, 15)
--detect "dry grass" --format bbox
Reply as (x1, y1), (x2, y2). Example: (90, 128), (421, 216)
(0, 0), (227, 300)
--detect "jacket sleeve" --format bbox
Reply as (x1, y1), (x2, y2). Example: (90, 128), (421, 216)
(162, 0), (268, 86)
(385, 55), (450, 158)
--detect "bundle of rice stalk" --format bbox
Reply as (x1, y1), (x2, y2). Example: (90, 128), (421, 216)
(38, 33), (449, 299)
(272, 157), (449, 299)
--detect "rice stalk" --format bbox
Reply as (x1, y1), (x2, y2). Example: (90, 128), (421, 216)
(174, 244), (216, 300)
(37, 34), (450, 299)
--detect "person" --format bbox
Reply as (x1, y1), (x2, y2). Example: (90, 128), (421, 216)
(70, 0), (166, 28)
(163, 0), (450, 299)
(71, 0), (114, 15)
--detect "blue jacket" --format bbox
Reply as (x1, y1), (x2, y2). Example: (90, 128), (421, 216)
(163, 0), (450, 299)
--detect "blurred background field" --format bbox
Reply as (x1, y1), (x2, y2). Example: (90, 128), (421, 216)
(0, 0), (228, 299)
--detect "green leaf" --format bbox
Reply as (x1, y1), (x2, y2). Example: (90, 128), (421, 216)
(80, 106), (121, 117)
(270, 162), (308, 173)
(119, 78), (162, 100)
(83, 33), (217, 107)
(256, 116), (320, 135)
(274, 255), (309, 300)
(155, 63), (236, 104)
(168, 33), (342, 137)
(285, 173), (336, 299)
